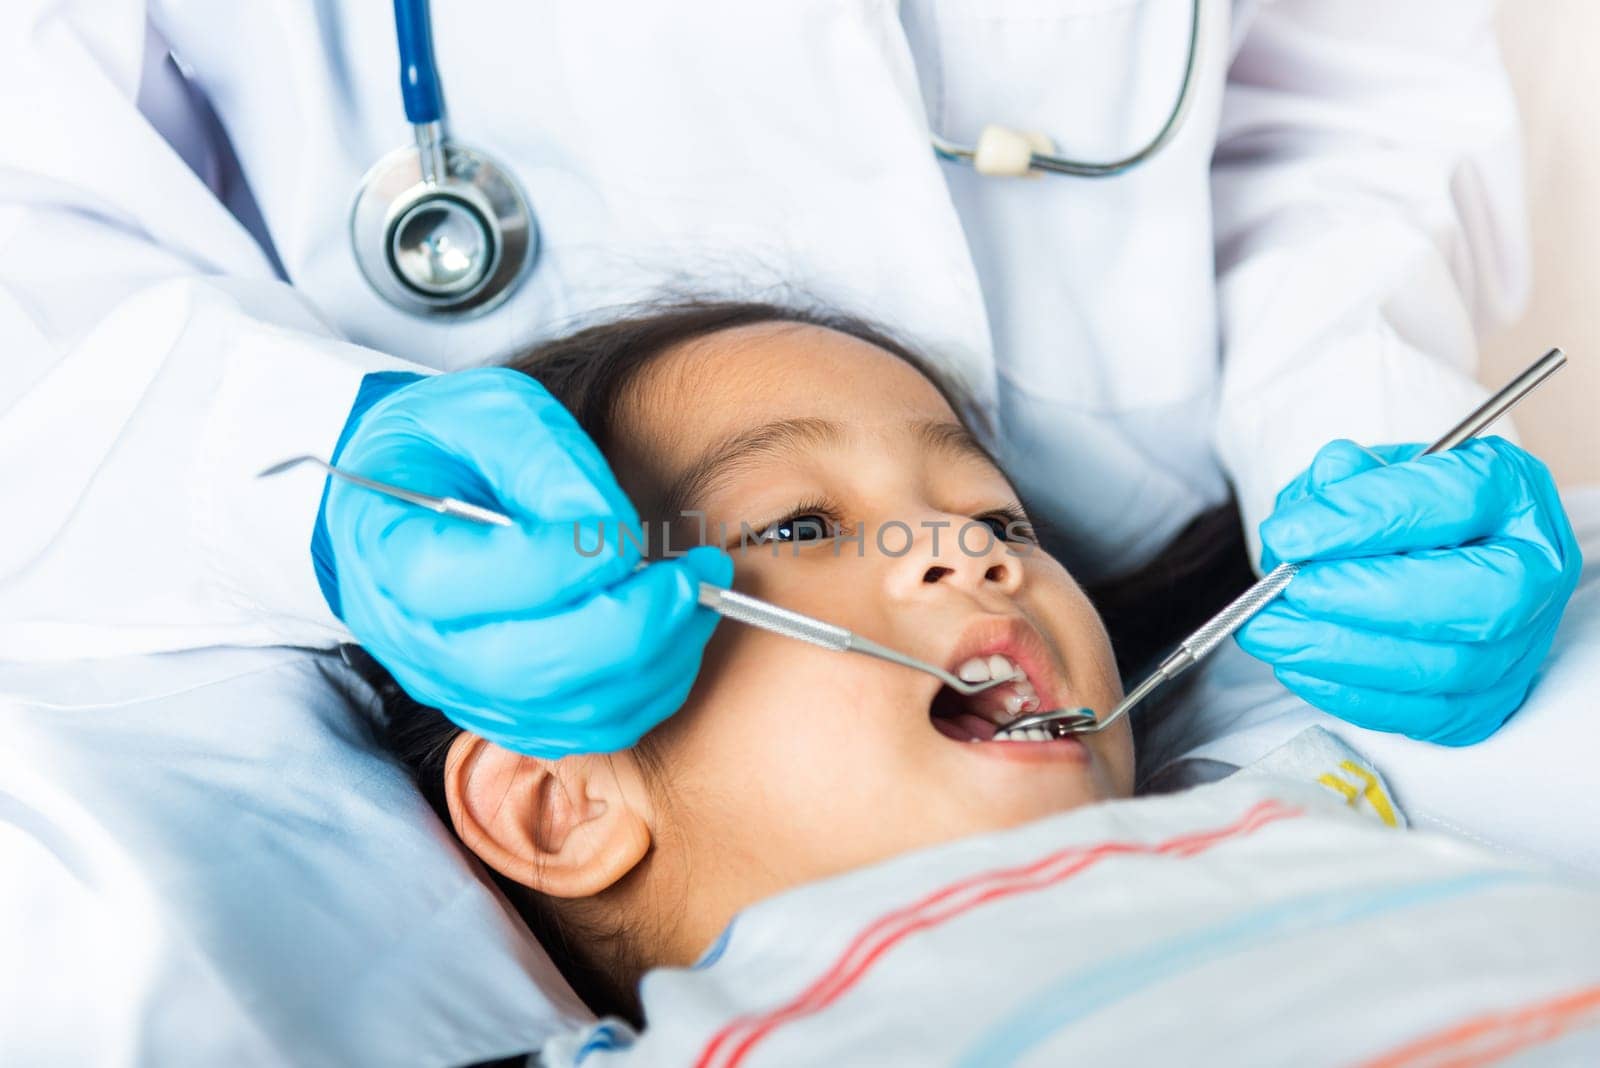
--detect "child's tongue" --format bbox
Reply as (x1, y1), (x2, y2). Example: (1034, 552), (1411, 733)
(932, 711), (1001, 743)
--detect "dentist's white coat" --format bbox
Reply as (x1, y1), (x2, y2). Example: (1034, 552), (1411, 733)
(1, 0), (1522, 657)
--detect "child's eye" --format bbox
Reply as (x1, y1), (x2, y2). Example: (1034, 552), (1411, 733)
(757, 512), (836, 544)
(976, 514), (1011, 543)
(978, 509), (1036, 545)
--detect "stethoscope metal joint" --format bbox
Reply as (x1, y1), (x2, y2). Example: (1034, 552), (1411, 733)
(351, 0), (537, 318)
(932, 0), (1203, 178)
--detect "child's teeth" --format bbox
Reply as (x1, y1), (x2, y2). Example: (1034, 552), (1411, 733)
(986, 654), (1015, 680)
(956, 657), (991, 683)
(1004, 691), (1029, 715)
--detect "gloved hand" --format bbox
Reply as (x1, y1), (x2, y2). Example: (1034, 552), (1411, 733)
(1236, 436), (1581, 745)
(316, 369), (733, 756)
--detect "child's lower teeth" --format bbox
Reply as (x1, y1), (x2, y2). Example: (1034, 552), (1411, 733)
(970, 726), (1051, 743)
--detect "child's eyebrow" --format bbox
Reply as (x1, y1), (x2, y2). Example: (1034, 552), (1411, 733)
(657, 416), (996, 517)
(913, 419), (1002, 472)
(659, 416), (841, 516)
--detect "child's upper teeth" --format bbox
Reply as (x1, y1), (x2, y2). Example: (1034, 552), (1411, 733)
(956, 657), (992, 682)
(986, 654), (1017, 681)
(956, 653), (1025, 685)
(947, 653), (1042, 725)
(1003, 690), (1040, 715)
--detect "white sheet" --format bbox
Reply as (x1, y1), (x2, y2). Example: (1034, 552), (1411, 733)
(1140, 485), (1600, 875)
(543, 765), (1600, 1066)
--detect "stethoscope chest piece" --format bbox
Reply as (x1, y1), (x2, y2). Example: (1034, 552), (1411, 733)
(351, 138), (536, 318)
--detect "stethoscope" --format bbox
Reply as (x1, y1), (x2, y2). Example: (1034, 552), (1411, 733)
(350, 0), (535, 318)
(351, 0), (1204, 318)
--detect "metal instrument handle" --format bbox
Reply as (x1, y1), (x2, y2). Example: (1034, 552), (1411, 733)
(1179, 562), (1299, 663)
(697, 584), (853, 652)
(1173, 347), (1567, 670)
(1002, 345), (1569, 739)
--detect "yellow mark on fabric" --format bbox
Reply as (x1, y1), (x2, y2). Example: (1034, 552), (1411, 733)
(1318, 772), (1359, 801)
(1317, 762), (1400, 828)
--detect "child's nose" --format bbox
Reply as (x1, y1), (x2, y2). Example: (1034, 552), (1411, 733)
(887, 518), (1024, 598)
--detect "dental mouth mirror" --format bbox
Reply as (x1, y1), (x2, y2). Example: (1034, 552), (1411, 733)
(257, 457), (1025, 698)
(996, 346), (1569, 740)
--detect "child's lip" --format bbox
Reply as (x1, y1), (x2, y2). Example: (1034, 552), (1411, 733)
(935, 613), (1075, 720)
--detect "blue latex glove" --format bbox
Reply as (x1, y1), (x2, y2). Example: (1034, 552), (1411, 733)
(1236, 436), (1581, 745)
(317, 369), (733, 756)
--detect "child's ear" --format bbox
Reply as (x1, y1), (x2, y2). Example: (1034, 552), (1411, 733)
(444, 734), (653, 898)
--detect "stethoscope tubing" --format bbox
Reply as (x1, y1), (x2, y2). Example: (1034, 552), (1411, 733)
(394, 0), (444, 125)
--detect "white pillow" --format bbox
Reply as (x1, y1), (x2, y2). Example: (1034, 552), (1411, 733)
(0, 645), (587, 1065)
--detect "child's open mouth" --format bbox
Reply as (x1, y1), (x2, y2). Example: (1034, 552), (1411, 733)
(929, 652), (1052, 743)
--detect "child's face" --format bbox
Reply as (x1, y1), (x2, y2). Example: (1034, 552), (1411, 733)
(609, 324), (1133, 909)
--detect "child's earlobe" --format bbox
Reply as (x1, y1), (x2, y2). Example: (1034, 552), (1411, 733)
(443, 734), (651, 898)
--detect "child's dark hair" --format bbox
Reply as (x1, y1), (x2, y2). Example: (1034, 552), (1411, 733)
(356, 298), (1251, 1021)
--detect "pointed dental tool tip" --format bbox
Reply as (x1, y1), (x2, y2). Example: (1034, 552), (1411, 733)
(256, 455), (320, 479)
(1087, 669), (1168, 734)
(255, 454), (514, 526)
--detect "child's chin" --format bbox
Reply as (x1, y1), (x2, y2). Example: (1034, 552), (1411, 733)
(982, 786), (1101, 831)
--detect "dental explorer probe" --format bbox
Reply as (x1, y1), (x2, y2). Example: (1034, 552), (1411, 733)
(996, 346), (1570, 741)
(257, 458), (1026, 699)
